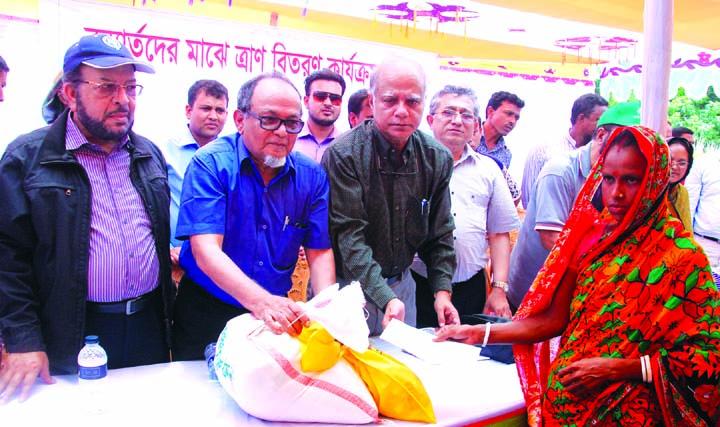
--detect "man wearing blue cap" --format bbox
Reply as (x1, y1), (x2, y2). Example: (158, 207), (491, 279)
(0, 55), (8, 102)
(485, 101), (641, 317)
(0, 34), (173, 402)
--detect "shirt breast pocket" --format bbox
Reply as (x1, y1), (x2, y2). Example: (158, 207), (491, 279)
(273, 221), (308, 271)
(405, 196), (429, 250)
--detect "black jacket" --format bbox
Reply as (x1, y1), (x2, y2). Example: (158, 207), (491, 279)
(0, 111), (174, 374)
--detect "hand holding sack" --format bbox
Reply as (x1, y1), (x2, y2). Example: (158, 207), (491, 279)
(214, 282), (435, 424)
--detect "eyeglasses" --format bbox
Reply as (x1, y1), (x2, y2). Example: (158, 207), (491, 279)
(435, 109), (476, 124)
(245, 110), (304, 134)
(670, 160), (689, 168)
(74, 80), (143, 97)
(377, 152), (419, 177)
(312, 91), (342, 106)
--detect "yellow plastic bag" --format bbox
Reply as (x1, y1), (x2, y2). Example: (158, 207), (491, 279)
(297, 322), (345, 372)
(298, 322), (436, 423)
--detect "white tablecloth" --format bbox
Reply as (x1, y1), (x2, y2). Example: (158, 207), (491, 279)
(1, 339), (525, 426)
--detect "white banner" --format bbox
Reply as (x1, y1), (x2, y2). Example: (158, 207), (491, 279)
(1, 0), (438, 149)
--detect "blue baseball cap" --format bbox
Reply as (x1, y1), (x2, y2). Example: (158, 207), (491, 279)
(63, 34), (155, 74)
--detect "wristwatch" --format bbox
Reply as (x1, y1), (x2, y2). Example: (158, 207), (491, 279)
(491, 281), (509, 293)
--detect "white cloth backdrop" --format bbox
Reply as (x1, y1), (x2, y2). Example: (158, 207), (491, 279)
(1, 0), (590, 182)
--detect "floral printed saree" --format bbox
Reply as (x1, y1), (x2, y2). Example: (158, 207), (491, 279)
(513, 126), (720, 426)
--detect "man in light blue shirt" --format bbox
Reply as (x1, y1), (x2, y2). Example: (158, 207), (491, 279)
(162, 80), (228, 259)
(473, 91), (524, 169)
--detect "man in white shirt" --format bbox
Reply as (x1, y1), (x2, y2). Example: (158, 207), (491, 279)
(413, 85), (520, 325)
(686, 151), (720, 268)
(162, 80), (228, 263)
(520, 93), (607, 208)
(293, 68), (346, 162)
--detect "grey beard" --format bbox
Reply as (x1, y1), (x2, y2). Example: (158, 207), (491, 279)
(264, 155), (287, 168)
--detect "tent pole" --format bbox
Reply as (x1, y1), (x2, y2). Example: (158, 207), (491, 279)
(640, 0), (673, 137)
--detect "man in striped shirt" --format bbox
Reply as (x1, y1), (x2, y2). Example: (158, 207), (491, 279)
(0, 34), (173, 402)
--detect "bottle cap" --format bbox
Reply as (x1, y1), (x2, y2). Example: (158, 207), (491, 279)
(85, 335), (99, 344)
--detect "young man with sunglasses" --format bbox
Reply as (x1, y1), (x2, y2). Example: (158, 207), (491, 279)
(171, 71), (336, 360)
(322, 57), (459, 336)
(293, 68), (346, 163)
(0, 34), (173, 401)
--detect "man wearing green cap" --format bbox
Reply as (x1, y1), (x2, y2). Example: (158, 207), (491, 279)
(484, 102), (640, 316)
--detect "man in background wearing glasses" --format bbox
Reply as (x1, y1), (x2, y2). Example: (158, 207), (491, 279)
(172, 72), (336, 360)
(293, 68), (346, 163)
(413, 85), (520, 325)
(322, 57), (459, 336)
(0, 34), (173, 402)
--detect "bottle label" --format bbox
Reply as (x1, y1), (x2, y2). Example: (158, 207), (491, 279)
(79, 364), (107, 380)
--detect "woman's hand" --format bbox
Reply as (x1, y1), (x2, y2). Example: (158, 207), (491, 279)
(557, 357), (626, 396)
(432, 324), (482, 345)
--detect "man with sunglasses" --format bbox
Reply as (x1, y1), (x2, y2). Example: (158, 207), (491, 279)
(322, 57), (458, 336)
(172, 71), (336, 360)
(0, 34), (173, 402)
(293, 68), (346, 163)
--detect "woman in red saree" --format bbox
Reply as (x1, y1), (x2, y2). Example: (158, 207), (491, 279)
(435, 126), (720, 426)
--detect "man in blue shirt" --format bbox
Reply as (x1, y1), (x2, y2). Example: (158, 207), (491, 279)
(173, 72), (336, 360)
(162, 80), (228, 266)
(473, 91), (524, 169)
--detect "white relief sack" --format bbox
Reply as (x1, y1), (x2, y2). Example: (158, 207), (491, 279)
(214, 283), (379, 424)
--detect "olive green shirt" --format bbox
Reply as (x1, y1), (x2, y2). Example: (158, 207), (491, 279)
(321, 121), (456, 310)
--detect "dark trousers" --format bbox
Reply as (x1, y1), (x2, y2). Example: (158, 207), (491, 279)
(172, 276), (249, 361)
(84, 287), (169, 369)
(413, 269), (487, 329)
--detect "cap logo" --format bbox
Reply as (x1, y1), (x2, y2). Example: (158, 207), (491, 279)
(101, 35), (123, 51)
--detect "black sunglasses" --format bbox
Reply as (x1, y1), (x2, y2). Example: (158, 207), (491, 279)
(312, 91), (342, 106)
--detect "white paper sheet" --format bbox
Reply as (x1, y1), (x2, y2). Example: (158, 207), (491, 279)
(379, 319), (488, 365)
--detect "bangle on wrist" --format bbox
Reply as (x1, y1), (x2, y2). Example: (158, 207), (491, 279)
(643, 355), (653, 383)
(640, 355), (647, 383)
(482, 322), (491, 347)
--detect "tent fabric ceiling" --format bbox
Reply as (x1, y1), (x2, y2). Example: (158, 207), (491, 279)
(472, 0), (720, 50)
(5, 0), (717, 62)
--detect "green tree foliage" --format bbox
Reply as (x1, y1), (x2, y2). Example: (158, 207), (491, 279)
(668, 86), (720, 151)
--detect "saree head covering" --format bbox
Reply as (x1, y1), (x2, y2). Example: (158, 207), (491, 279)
(514, 126), (720, 426)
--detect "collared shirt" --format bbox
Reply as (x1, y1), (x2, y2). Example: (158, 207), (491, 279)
(176, 133), (331, 307)
(475, 133), (512, 169)
(161, 125), (203, 247)
(450, 145), (520, 282)
(520, 131), (577, 208)
(65, 115), (159, 302)
(508, 142), (592, 308)
(686, 153), (720, 239)
(322, 121), (456, 310)
(292, 124), (339, 163)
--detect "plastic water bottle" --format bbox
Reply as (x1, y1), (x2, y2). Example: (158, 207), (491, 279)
(205, 342), (218, 381)
(78, 335), (108, 414)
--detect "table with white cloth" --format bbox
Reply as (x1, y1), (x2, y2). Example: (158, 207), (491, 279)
(0, 338), (527, 427)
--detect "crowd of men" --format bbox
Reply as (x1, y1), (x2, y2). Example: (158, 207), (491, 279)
(0, 34), (718, 402)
